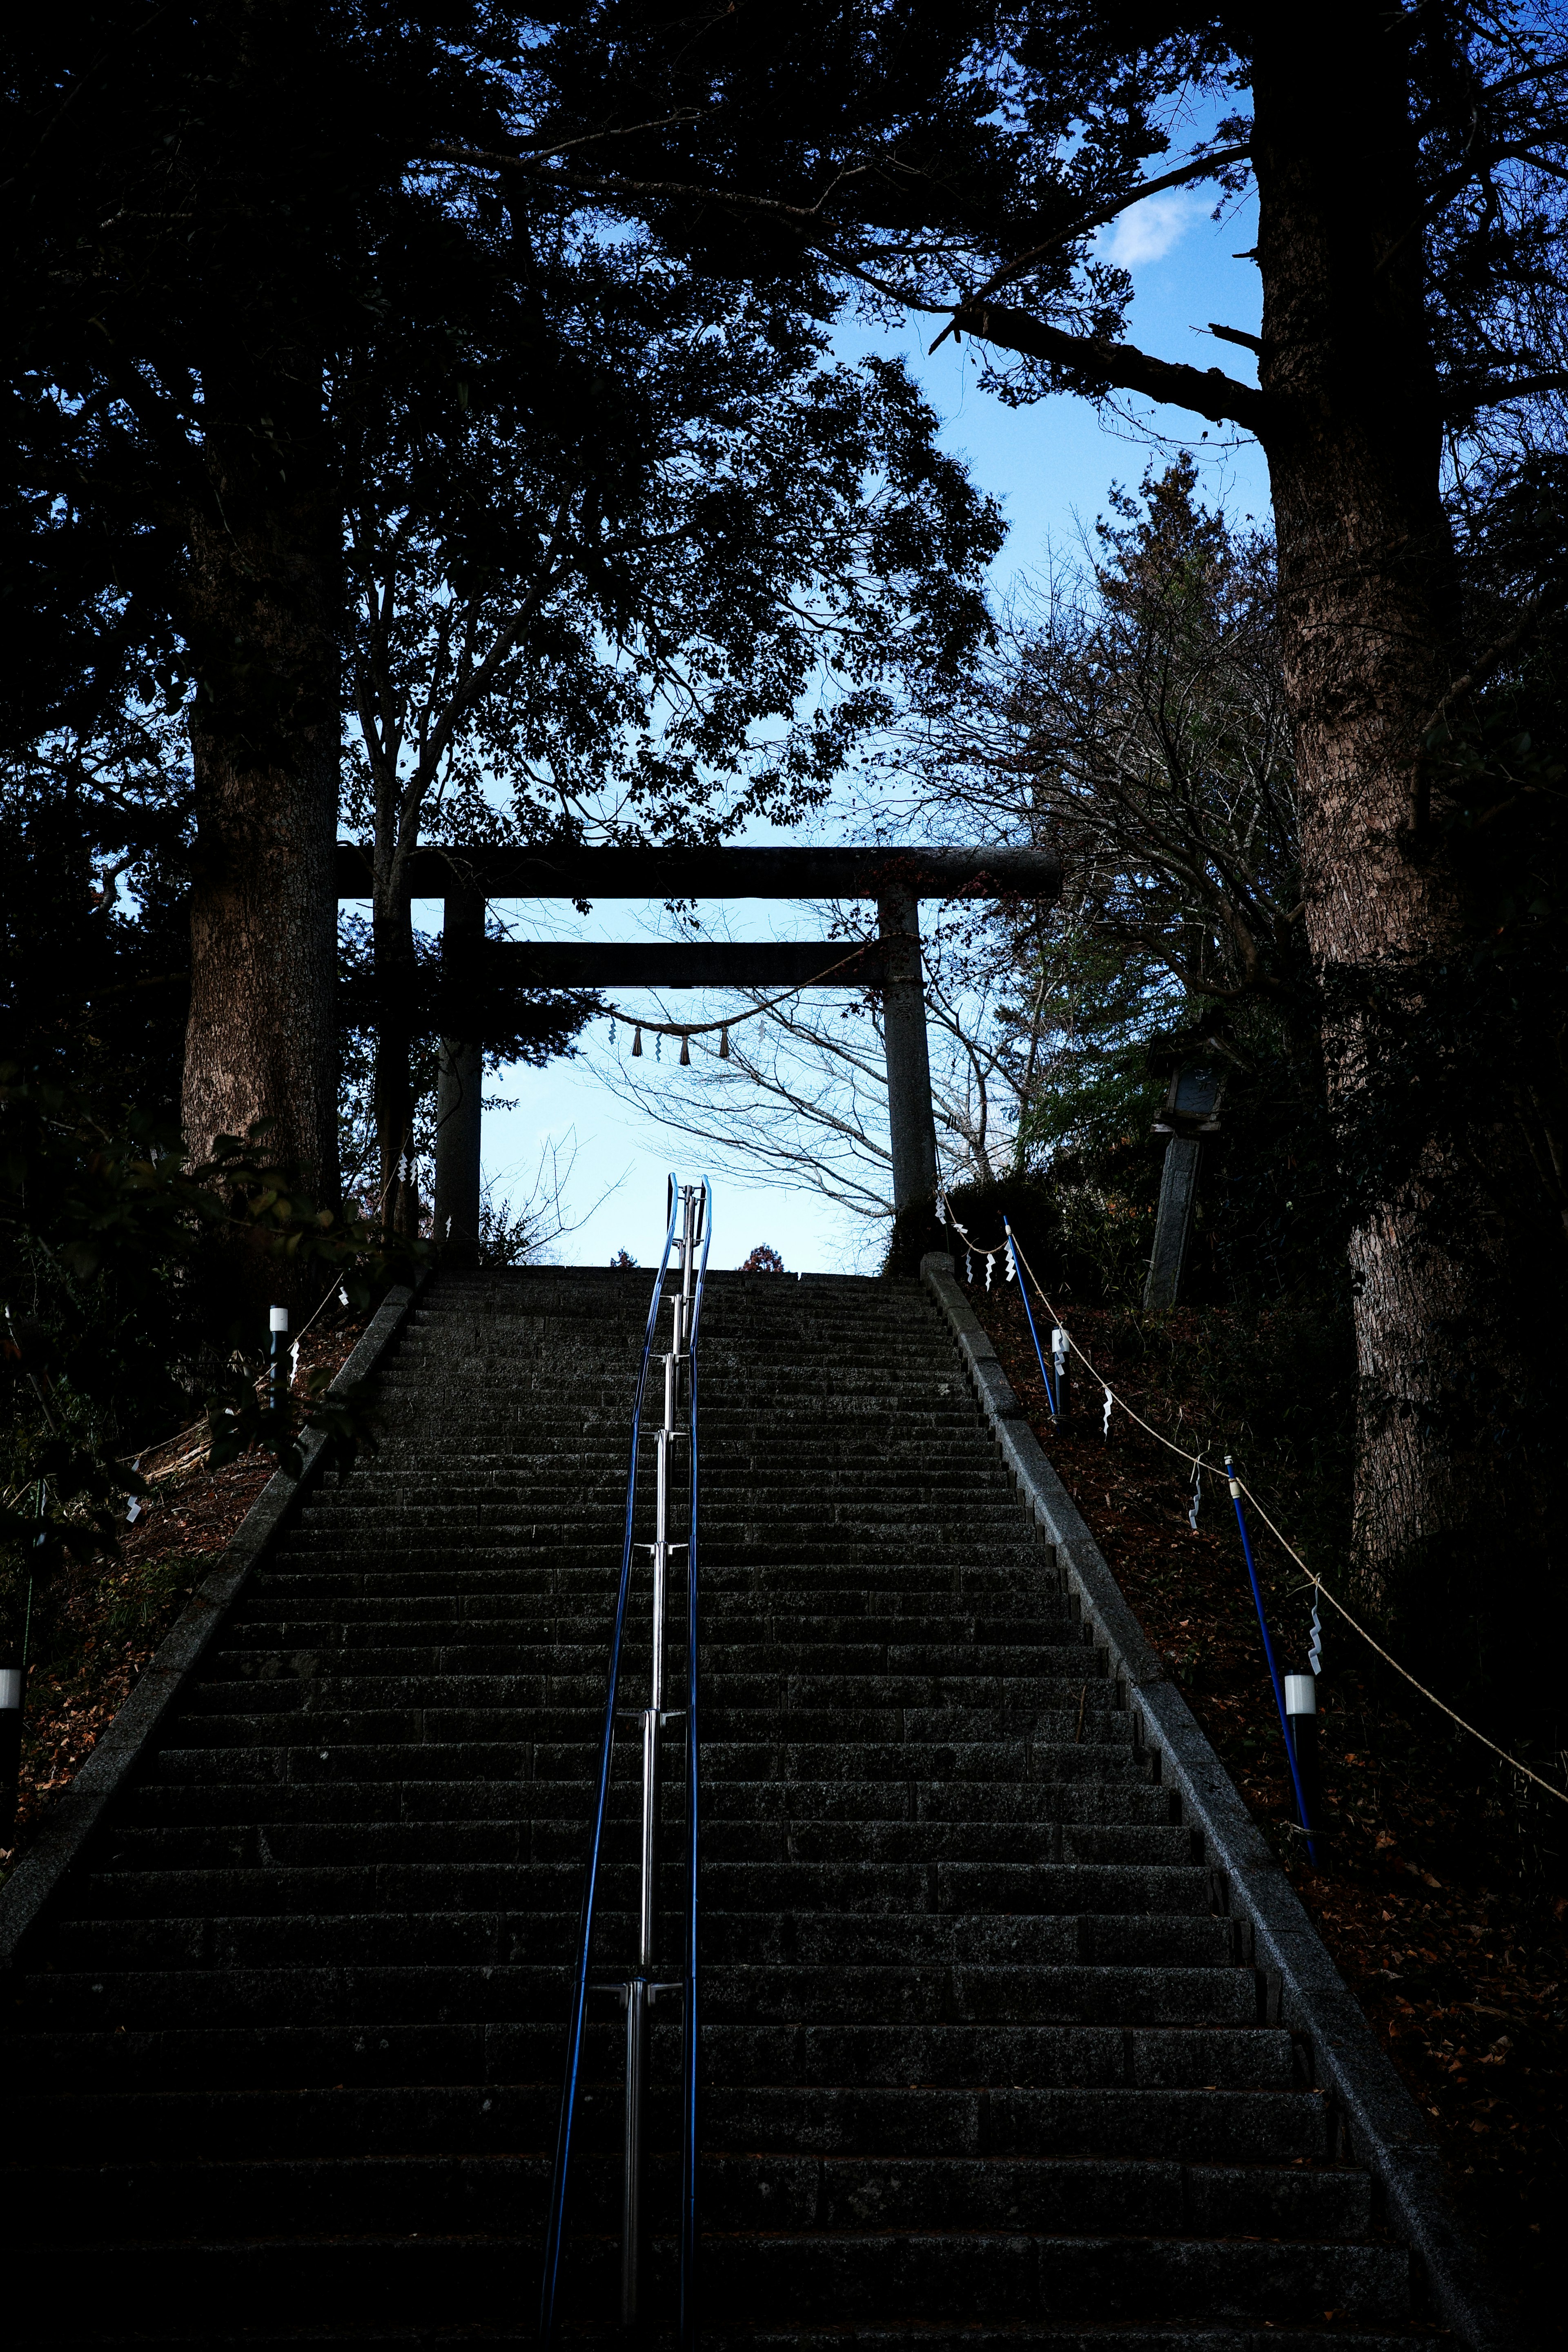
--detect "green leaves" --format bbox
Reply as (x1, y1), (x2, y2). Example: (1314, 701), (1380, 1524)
(1, 1067), (428, 1575)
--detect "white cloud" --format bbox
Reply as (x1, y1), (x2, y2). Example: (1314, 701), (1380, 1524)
(1098, 189), (1200, 270)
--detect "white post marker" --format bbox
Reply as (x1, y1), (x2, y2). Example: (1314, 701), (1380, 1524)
(0, 1663), (23, 1836)
(269, 1305), (290, 1412)
(1051, 1326), (1070, 1419)
(1284, 1672), (1325, 1851)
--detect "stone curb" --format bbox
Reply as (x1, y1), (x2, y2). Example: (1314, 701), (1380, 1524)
(920, 1251), (1516, 2352)
(0, 1274), (428, 1974)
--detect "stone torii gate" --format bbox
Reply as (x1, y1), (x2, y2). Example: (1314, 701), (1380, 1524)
(336, 842), (1061, 1256)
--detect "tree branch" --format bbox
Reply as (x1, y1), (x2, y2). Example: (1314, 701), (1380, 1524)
(944, 301), (1269, 433)
(426, 143), (867, 227)
(929, 142), (1252, 352)
(510, 113), (699, 163)
(1424, 575), (1568, 735)
(1463, 368), (1568, 407)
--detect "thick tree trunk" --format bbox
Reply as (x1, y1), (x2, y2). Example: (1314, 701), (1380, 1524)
(1253, 14), (1531, 1592)
(182, 412), (341, 1305)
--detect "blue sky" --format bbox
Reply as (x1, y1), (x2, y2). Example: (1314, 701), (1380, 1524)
(471, 174), (1272, 1274)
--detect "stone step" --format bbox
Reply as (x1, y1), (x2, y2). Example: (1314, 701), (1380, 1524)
(184, 1669), (1116, 1712)
(691, 2332), (1444, 2352)
(140, 1737), (1155, 1785)
(0, 2228), (1416, 2332)
(48, 1911), (1242, 1974)
(94, 1815), (1189, 1871)
(269, 1540), (1040, 1570)
(10, 2007), (1295, 2094)
(387, 1368), (973, 1383)
(50, 2332), (1437, 2352)
(228, 1600), (1072, 1633)
(19, 1956), (1261, 2028)
(286, 1511), (1031, 1542)
(63, 1858), (1209, 1920)
(311, 1469), (973, 1503)
(149, 1708), (1130, 1750)
(245, 1562), (1051, 1598)
(15, 2079), (1332, 2166)
(111, 1777), (1175, 1830)
(215, 1623), (1082, 1658)
(0, 2146), (1375, 2244)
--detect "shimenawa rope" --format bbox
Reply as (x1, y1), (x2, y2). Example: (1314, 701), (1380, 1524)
(605, 942), (875, 1062)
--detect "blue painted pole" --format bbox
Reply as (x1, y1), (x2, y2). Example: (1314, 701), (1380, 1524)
(1225, 1455), (1318, 1865)
(1004, 1219), (1058, 1419)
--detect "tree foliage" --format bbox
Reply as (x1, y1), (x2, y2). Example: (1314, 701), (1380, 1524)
(1, 1070), (425, 1596)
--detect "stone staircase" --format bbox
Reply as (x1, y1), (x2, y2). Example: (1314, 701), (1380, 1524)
(3, 1266), (1446, 2347)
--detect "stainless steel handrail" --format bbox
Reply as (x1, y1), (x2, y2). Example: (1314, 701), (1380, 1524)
(538, 1180), (680, 2346)
(680, 1177), (713, 2350)
(538, 1176), (711, 2345)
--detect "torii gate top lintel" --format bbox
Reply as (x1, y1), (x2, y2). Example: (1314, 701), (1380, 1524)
(334, 842), (1060, 904)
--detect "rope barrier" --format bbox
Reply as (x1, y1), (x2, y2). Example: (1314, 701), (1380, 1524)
(936, 1193), (1568, 1810)
(1229, 1476), (1568, 1809)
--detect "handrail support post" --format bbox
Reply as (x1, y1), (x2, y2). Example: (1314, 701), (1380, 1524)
(621, 1975), (648, 2328)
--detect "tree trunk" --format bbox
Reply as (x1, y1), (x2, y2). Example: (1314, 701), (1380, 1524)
(182, 410), (341, 1310)
(1252, 13), (1532, 1593)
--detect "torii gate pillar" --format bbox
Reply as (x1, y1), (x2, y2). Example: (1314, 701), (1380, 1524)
(878, 886), (939, 1217)
(434, 885), (484, 1265)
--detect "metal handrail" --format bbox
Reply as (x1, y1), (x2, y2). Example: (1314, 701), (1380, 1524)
(680, 1177), (713, 2350)
(538, 1180), (681, 2346)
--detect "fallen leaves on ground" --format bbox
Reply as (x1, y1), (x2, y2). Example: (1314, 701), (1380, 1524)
(2, 1317), (364, 1872)
(970, 1285), (1566, 2336)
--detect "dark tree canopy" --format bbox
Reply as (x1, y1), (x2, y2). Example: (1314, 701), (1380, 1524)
(4, 3), (1005, 1240)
